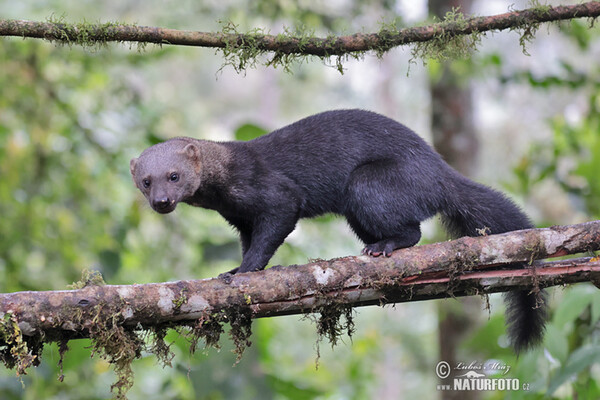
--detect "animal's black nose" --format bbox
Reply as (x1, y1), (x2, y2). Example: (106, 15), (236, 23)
(153, 197), (172, 211)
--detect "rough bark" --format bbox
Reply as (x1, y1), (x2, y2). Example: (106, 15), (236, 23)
(0, 3), (598, 56)
(2, 221), (600, 340)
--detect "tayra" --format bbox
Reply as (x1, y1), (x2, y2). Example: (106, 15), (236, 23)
(130, 109), (546, 352)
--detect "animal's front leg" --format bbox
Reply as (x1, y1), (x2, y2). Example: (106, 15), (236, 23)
(220, 216), (252, 276)
(222, 211), (298, 277)
(239, 214), (297, 273)
(219, 230), (251, 276)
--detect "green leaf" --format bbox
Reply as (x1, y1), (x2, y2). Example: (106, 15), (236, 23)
(98, 249), (121, 280)
(266, 374), (323, 399)
(544, 324), (569, 364)
(552, 285), (595, 329)
(565, 20), (592, 50)
(547, 344), (600, 395)
(573, 378), (600, 400)
(591, 291), (600, 325)
(464, 313), (513, 357)
(234, 123), (268, 141)
(146, 132), (165, 145)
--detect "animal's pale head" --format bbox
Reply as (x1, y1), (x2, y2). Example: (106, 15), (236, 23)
(130, 139), (202, 214)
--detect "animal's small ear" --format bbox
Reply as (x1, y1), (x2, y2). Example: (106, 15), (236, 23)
(182, 143), (200, 161)
(130, 158), (138, 176)
(182, 143), (202, 172)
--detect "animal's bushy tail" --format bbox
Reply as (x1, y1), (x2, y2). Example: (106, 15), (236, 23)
(504, 289), (547, 353)
(440, 173), (547, 353)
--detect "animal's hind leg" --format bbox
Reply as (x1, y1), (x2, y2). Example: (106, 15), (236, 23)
(361, 223), (421, 257)
(345, 161), (425, 257)
(346, 215), (379, 245)
(347, 215), (421, 256)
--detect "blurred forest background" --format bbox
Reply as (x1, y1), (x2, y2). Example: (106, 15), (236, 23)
(1, 0), (600, 399)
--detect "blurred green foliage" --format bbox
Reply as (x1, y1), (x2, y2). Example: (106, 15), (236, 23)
(502, 22), (600, 399)
(514, 89), (600, 218)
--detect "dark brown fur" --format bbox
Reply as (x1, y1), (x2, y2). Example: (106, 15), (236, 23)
(130, 109), (547, 352)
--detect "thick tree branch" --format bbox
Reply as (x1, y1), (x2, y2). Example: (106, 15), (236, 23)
(2, 220), (600, 394)
(0, 2), (599, 65)
(2, 220), (600, 340)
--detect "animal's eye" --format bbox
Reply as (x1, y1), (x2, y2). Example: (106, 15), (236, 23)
(142, 179), (151, 189)
(170, 173), (179, 182)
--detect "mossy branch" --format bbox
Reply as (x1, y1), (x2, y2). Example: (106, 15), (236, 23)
(2, 220), (599, 332)
(2, 220), (600, 398)
(1, 2), (599, 72)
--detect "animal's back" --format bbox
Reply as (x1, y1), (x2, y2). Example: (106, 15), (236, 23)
(251, 109), (432, 163)
(244, 109), (448, 216)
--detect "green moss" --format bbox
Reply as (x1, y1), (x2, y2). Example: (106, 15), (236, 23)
(57, 339), (69, 383)
(528, 0), (552, 16)
(411, 8), (482, 65)
(68, 269), (106, 289)
(316, 304), (355, 348)
(268, 25), (315, 73)
(218, 20), (266, 74)
(148, 327), (175, 368)
(0, 312), (42, 376)
(54, 298), (171, 399)
(36, 4), (563, 76)
(172, 288), (189, 312)
(218, 21), (322, 74)
(313, 304), (355, 367)
(45, 14), (138, 51)
(375, 17), (404, 59)
(189, 307), (253, 363)
(189, 311), (225, 353)
(302, 294), (356, 367)
(1, 282), (256, 399)
(216, 20), (369, 75)
(510, 2), (554, 56)
(87, 305), (143, 399)
(225, 307), (253, 363)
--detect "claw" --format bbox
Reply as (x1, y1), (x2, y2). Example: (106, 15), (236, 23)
(219, 266), (239, 283)
(362, 246), (383, 257)
(218, 272), (233, 284)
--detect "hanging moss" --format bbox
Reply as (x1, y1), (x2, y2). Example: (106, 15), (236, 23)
(225, 307), (253, 363)
(316, 303), (355, 348)
(304, 302), (356, 367)
(0, 312), (43, 376)
(189, 311), (225, 353)
(188, 306), (253, 363)
(84, 305), (142, 398)
(218, 20), (267, 73)
(410, 8), (483, 64)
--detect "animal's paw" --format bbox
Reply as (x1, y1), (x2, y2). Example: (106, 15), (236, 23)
(218, 272), (233, 284)
(362, 240), (396, 257)
(218, 266), (239, 283)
